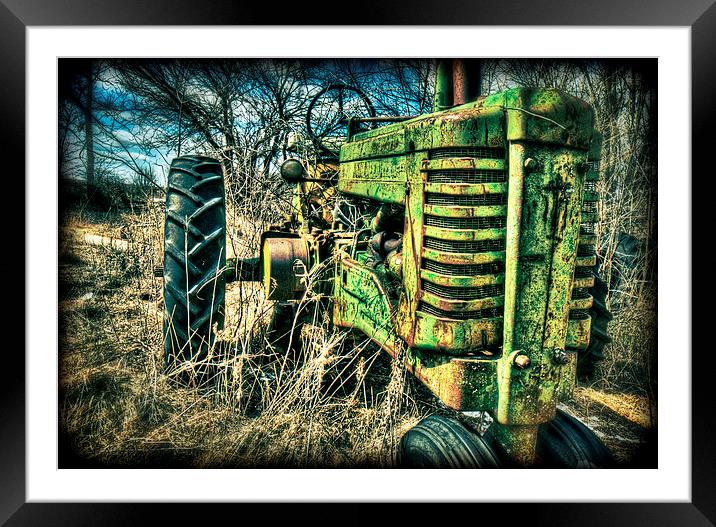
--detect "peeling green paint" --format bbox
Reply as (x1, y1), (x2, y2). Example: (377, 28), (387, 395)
(264, 87), (602, 466)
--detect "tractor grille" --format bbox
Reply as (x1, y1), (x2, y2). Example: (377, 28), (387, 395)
(423, 260), (504, 276)
(418, 302), (502, 320)
(580, 223), (595, 235)
(423, 281), (504, 300)
(582, 201), (598, 213)
(429, 147), (505, 160)
(427, 170), (507, 184)
(424, 238), (505, 254)
(425, 193), (507, 207)
(424, 215), (506, 230)
(418, 148), (508, 324)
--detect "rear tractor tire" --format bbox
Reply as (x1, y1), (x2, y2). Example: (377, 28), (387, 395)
(398, 415), (502, 468)
(578, 274), (614, 380)
(162, 155), (226, 381)
(536, 408), (615, 468)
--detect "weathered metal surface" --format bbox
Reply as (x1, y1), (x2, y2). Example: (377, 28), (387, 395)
(504, 88), (594, 148)
(419, 268), (504, 288)
(332, 255), (397, 347)
(337, 156), (406, 204)
(423, 157), (506, 172)
(291, 162), (338, 230)
(433, 59), (453, 112)
(452, 58), (469, 106)
(261, 237), (309, 301)
(492, 423), (539, 467)
(332, 250), (500, 409)
(497, 143), (588, 427)
(269, 85), (602, 466)
(566, 316), (591, 350)
(565, 131), (603, 355)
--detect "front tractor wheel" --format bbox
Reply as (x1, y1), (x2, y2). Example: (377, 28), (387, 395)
(162, 155), (226, 380)
(398, 415), (502, 468)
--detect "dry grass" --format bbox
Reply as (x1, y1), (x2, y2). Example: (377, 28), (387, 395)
(59, 204), (428, 468)
(58, 198), (657, 467)
(577, 387), (655, 430)
(584, 281), (657, 431)
(59, 139), (657, 468)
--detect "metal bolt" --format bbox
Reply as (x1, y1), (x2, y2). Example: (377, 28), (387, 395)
(514, 354), (531, 369)
(553, 349), (569, 365)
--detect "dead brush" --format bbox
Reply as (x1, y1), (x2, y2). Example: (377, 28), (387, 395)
(59, 160), (430, 468)
(158, 248), (424, 467)
(587, 108), (656, 410)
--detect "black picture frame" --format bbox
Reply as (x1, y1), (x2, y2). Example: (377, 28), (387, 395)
(7, 1), (710, 524)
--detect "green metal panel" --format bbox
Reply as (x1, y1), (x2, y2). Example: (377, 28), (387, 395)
(497, 143), (588, 426)
(333, 87), (598, 428)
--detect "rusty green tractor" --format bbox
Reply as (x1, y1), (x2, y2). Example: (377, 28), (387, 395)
(161, 59), (613, 468)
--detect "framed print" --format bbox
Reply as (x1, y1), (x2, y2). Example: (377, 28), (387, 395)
(7, 1), (710, 525)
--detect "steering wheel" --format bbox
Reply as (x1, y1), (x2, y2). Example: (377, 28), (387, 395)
(306, 83), (376, 158)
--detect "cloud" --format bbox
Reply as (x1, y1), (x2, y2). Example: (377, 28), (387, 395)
(112, 129), (138, 144)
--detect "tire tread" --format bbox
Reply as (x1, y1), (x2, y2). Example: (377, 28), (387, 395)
(163, 155), (226, 374)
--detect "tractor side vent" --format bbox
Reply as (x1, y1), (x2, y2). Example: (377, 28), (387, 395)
(580, 223), (596, 235)
(569, 150), (602, 333)
(582, 201), (598, 214)
(577, 244), (596, 257)
(569, 309), (591, 320)
(571, 287), (591, 300)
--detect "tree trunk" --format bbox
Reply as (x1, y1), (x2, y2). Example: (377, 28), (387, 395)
(85, 61), (95, 195)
